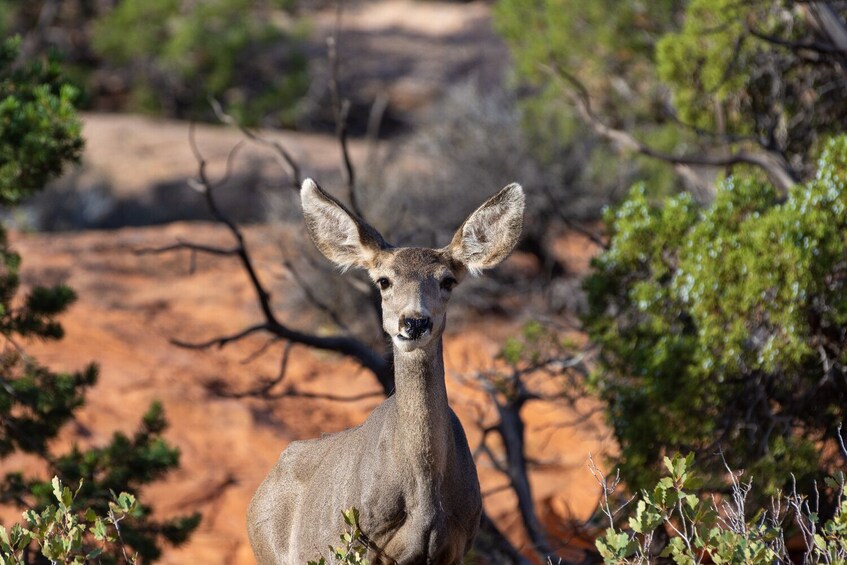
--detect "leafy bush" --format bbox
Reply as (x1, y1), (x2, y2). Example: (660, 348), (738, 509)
(90, 0), (307, 125)
(583, 135), (847, 503)
(595, 454), (847, 564)
(0, 37), (83, 204)
(0, 477), (138, 564)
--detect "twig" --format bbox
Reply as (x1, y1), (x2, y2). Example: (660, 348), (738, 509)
(838, 423), (847, 463)
(209, 98), (302, 190)
(540, 63), (800, 195)
(207, 341), (294, 398)
(283, 258), (351, 333)
(240, 336), (282, 365)
(538, 182), (608, 249)
(327, 1), (362, 219)
(275, 386), (384, 402)
(482, 482), (514, 498)
(135, 240), (239, 258)
(171, 324), (269, 350)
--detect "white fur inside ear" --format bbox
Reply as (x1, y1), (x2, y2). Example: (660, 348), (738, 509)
(301, 178), (379, 270)
(450, 183), (525, 274)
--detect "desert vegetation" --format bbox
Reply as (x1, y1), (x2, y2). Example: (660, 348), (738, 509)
(1, 0), (846, 563)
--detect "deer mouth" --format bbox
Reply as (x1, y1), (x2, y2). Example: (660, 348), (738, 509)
(396, 329), (430, 342)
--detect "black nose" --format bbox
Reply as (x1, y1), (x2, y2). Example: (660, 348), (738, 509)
(402, 316), (432, 340)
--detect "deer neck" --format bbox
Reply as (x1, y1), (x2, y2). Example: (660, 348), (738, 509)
(392, 337), (451, 475)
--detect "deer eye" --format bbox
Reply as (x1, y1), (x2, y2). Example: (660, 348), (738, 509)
(440, 276), (458, 292)
(376, 277), (391, 290)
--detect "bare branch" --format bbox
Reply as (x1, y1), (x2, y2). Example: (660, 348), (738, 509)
(274, 386), (384, 402)
(209, 98), (302, 189)
(207, 341), (293, 398)
(538, 182), (607, 249)
(540, 64), (800, 195)
(804, 2), (847, 54)
(748, 24), (845, 56)
(482, 482), (514, 498)
(283, 258), (351, 334)
(151, 125), (394, 393)
(134, 240), (239, 258)
(171, 324), (269, 350)
(240, 336), (282, 365)
(327, 1), (362, 219)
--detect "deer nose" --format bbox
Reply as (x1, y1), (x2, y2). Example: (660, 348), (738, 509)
(401, 316), (432, 340)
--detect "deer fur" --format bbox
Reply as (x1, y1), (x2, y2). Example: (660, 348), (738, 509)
(247, 179), (525, 564)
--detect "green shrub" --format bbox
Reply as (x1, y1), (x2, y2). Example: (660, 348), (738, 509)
(0, 477), (138, 564)
(583, 135), (847, 503)
(90, 0), (307, 125)
(595, 454), (847, 564)
(0, 37), (83, 204)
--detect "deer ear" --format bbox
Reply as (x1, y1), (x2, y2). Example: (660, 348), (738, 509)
(300, 179), (388, 270)
(448, 183), (525, 276)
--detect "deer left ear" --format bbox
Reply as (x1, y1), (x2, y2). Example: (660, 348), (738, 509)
(300, 179), (389, 271)
(447, 183), (525, 276)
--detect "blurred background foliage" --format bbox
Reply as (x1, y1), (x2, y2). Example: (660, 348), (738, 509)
(495, 0), (847, 195)
(0, 0), (308, 126)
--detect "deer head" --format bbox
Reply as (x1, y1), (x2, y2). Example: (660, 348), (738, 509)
(300, 179), (524, 352)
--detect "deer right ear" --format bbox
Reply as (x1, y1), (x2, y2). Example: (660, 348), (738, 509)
(300, 179), (388, 271)
(448, 183), (525, 276)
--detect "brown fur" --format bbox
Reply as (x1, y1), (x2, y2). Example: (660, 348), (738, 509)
(247, 179), (525, 564)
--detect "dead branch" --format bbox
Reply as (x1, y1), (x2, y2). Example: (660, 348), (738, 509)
(206, 341), (294, 399)
(240, 336), (282, 365)
(482, 482), (514, 498)
(151, 124), (393, 393)
(282, 258), (352, 334)
(804, 2), (847, 54)
(539, 181), (608, 249)
(135, 240), (239, 258)
(171, 324), (269, 350)
(541, 64), (800, 196)
(272, 386), (384, 402)
(209, 98), (302, 190)
(327, 1), (362, 219)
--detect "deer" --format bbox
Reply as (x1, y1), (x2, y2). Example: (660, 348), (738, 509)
(247, 178), (525, 564)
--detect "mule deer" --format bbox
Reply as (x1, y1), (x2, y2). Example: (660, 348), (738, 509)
(247, 179), (525, 564)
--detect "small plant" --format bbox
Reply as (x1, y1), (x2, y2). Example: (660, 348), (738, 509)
(593, 453), (847, 564)
(307, 508), (370, 565)
(0, 476), (138, 564)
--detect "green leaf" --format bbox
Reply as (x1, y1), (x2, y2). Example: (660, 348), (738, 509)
(91, 517), (108, 541)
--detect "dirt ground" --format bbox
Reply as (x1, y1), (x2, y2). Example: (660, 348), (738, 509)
(11, 219), (611, 563)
